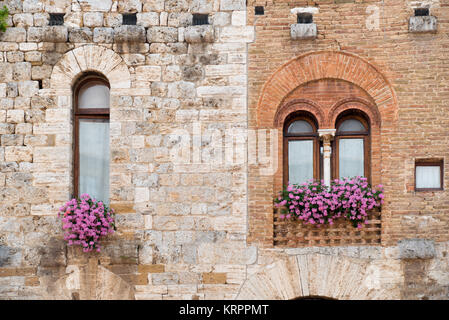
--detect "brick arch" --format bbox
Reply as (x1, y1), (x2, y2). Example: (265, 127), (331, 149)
(274, 99), (325, 128)
(50, 45), (131, 90)
(256, 51), (397, 128)
(236, 254), (399, 300)
(328, 97), (382, 128)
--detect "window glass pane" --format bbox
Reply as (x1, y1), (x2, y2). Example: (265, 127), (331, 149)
(78, 81), (110, 109)
(79, 119), (110, 204)
(339, 138), (364, 178)
(287, 120), (314, 134)
(338, 119), (366, 132)
(288, 140), (314, 184)
(416, 166), (441, 189)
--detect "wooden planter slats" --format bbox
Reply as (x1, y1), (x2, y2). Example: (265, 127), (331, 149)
(273, 207), (381, 247)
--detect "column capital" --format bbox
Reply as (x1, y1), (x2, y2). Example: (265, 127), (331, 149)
(318, 129), (336, 142)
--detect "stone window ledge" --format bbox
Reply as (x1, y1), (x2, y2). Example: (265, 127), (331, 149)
(409, 16), (437, 33)
(290, 23), (317, 40)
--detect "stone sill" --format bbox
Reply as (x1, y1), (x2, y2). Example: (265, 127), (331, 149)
(290, 23), (317, 40)
(409, 16), (437, 33)
(184, 25), (215, 43)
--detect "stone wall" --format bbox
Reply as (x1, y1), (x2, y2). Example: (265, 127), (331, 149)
(0, 0), (255, 300)
(0, 0), (448, 300)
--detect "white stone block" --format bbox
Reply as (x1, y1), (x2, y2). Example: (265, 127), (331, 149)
(291, 23), (317, 40)
(178, 27), (185, 42)
(143, 0), (165, 12)
(0, 83), (6, 98)
(228, 52), (246, 64)
(197, 86), (245, 97)
(137, 12), (159, 27)
(167, 81), (196, 98)
(31, 204), (59, 216)
(13, 14), (34, 28)
(33, 147), (71, 163)
(4, 146), (32, 162)
(135, 187), (150, 202)
(18, 81), (39, 97)
(78, 0), (113, 12)
(33, 172), (69, 186)
(45, 109), (70, 122)
(33, 123), (71, 134)
(23, 0), (44, 13)
(83, 12), (104, 27)
(6, 110), (24, 123)
(45, 0), (72, 13)
(205, 64), (245, 77)
(290, 7), (320, 15)
(19, 43), (38, 51)
(211, 12), (230, 26)
(220, 0), (245, 11)
(160, 12), (168, 26)
(191, 0), (214, 13)
(135, 66), (162, 83)
(175, 109), (199, 121)
(184, 25), (215, 43)
(231, 11), (246, 26)
(132, 135), (145, 148)
(144, 215), (153, 229)
(219, 26), (254, 43)
(409, 16), (437, 33)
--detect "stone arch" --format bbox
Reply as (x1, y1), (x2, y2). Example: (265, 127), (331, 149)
(256, 51), (397, 128)
(50, 45), (131, 90)
(236, 254), (399, 300)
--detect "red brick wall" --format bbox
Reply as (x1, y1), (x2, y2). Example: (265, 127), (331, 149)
(247, 0), (449, 247)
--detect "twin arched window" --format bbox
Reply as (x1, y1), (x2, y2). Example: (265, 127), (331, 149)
(284, 110), (370, 185)
(74, 74), (110, 203)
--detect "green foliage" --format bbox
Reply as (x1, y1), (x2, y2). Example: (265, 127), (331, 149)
(0, 6), (9, 33)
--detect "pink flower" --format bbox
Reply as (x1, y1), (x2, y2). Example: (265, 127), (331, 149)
(277, 178), (383, 229)
(58, 194), (116, 253)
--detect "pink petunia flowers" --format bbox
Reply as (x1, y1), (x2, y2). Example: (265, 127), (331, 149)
(58, 193), (116, 252)
(275, 177), (384, 228)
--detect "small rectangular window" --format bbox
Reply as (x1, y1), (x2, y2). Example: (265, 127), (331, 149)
(123, 13), (137, 25)
(49, 13), (65, 26)
(255, 6), (264, 15)
(415, 159), (443, 191)
(414, 8), (430, 16)
(297, 13), (313, 24)
(193, 14), (209, 25)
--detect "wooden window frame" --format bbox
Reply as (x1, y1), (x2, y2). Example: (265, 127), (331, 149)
(73, 75), (110, 199)
(333, 113), (371, 182)
(415, 159), (444, 192)
(283, 115), (320, 186)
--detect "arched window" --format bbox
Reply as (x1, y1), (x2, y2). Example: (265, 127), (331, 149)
(334, 111), (370, 180)
(74, 74), (110, 203)
(283, 113), (320, 185)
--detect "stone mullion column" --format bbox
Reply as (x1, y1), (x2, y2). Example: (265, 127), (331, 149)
(318, 129), (336, 187)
